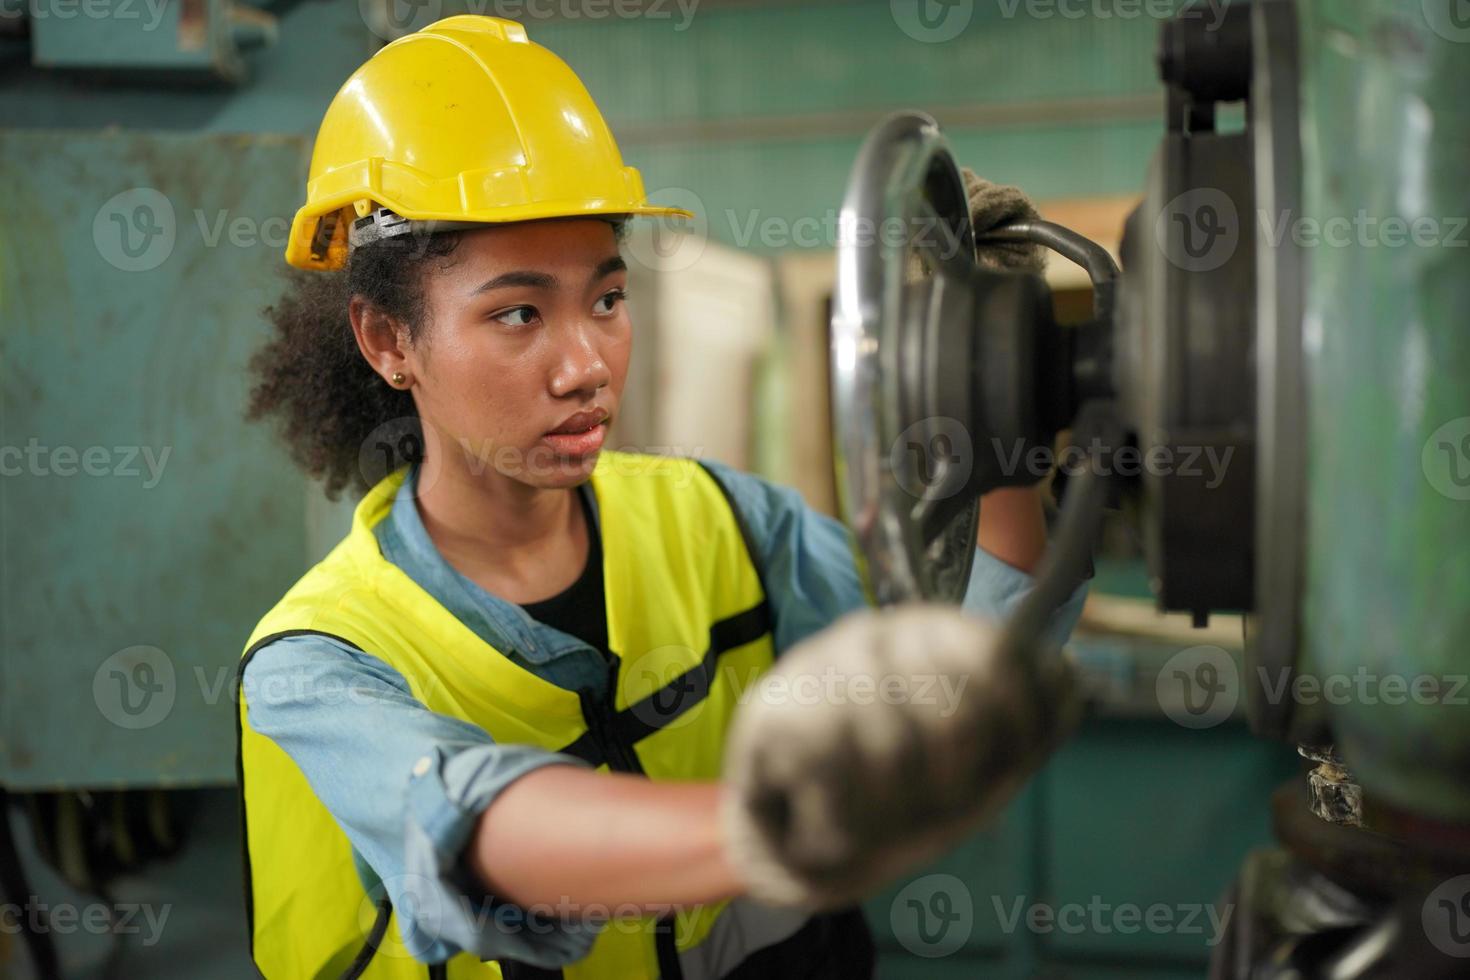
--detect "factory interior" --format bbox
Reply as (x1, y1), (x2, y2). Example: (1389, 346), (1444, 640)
(1, 0), (1467, 977)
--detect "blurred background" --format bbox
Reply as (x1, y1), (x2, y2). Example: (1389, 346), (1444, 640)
(0, 1), (1305, 977)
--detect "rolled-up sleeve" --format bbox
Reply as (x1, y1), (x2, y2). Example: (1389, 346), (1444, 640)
(242, 634), (598, 967)
(963, 546), (1088, 649)
(699, 460), (867, 653)
(698, 459), (1088, 652)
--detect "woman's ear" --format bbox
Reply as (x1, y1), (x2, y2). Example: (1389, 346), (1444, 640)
(349, 295), (414, 387)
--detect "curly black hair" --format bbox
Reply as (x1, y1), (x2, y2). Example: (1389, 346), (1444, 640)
(246, 218), (627, 500)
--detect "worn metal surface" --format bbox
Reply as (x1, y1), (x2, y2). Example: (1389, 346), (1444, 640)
(0, 129), (311, 788)
(1299, 0), (1470, 821)
(25, 0), (274, 82)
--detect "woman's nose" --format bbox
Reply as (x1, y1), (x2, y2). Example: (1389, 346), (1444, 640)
(549, 323), (612, 395)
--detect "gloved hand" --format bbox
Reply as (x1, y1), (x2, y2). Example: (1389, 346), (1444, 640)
(962, 167), (1048, 275)
(720, 603), (1080, 910)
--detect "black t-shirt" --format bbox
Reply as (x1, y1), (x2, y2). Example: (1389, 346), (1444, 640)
(518, 486), (610, 656)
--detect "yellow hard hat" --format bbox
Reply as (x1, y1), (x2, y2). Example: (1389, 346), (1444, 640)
(284, 14), (692, 270)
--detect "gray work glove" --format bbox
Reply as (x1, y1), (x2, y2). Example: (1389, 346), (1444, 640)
(962, 167), (1048, 275)
(721, 603), (1080, 910)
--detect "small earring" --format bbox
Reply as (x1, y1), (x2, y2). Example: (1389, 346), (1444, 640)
(391, 372), (407, 387)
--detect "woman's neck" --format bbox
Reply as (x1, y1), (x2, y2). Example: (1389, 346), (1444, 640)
(411, 447), (588, 602)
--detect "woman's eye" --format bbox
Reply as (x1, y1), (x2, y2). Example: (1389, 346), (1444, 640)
(594, 289), (627, 315)
(493, 306), (538, 327)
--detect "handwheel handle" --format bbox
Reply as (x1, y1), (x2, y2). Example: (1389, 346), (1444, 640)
(976, 219), (1120, 321)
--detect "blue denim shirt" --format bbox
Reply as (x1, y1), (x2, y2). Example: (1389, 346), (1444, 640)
(242, 460), (1088, 966)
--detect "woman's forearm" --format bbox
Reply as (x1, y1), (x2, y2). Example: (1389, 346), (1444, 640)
(466, 765), (744, 914)
(464, 490), (1048, 917)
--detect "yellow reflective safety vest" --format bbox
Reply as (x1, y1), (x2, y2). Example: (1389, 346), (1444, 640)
(236, 451), (818, 979)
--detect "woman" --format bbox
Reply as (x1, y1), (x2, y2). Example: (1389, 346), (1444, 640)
(237, 14), (1085, 980)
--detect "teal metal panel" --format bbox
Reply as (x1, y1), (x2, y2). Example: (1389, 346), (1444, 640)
(0, 129), (312, 788)
(0, 0), (374, 133)
(3, 2), (1176, 253)
(864, 785), (1040, 961)
(526, 0), (1177, 250)
(615, 120), (1162, 255)
(1298, 0), (1470, 820)
(1040, 720), (1296, 962)
(1032, 964), (1208, 980)
(861, 717), (1292, 976)
(877, 951), (1027, 979)
(28, 0), (246, 78)
(525, 0), (1172, 122)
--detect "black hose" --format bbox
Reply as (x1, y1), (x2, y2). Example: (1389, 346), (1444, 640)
(1000, 406), (1120, 653)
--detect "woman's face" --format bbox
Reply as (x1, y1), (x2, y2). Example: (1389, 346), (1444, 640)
(406, 218), (630, 491)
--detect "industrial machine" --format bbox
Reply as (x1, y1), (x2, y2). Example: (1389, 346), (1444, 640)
(1, 0), (1463, 975)
(830, 0), (1470, 975)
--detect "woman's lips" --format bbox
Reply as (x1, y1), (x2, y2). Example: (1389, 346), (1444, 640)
(540, 420), (607, 457)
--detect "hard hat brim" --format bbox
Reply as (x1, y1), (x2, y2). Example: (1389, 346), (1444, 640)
(285, 200), (693, 271)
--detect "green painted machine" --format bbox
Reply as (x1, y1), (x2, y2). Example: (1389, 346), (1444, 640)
(833, 0), (1470, 974)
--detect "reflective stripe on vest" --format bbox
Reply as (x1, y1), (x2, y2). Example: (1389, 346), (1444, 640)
(236, 451), (810, 978)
